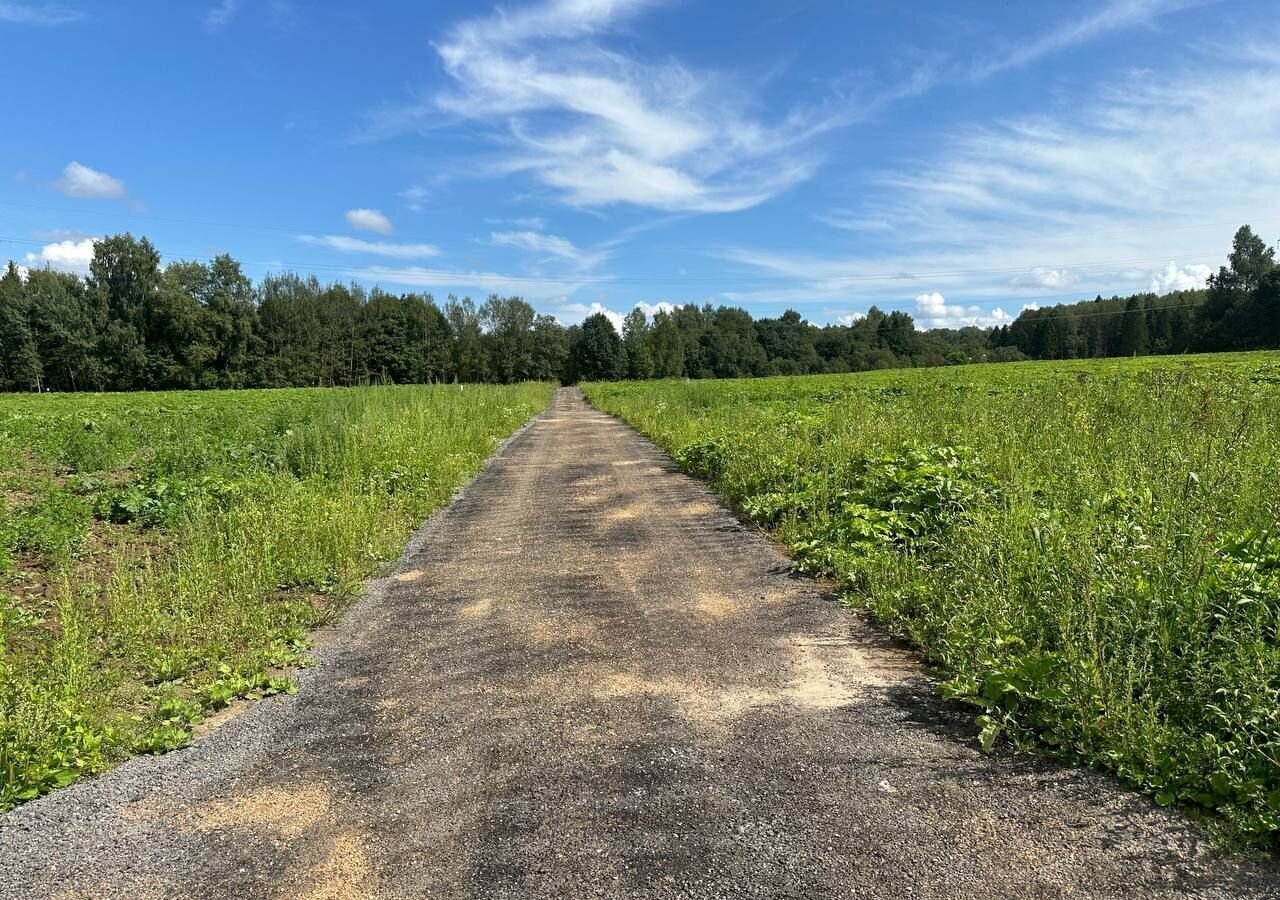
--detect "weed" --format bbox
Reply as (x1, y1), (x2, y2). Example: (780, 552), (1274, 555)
(0, 382), (552, 809)
(584, 352), (1280, 847)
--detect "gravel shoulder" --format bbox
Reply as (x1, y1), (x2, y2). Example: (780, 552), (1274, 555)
(1, 387), (1275, 899)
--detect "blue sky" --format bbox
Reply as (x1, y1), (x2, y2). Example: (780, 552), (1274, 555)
(3, 0), (1279, 329)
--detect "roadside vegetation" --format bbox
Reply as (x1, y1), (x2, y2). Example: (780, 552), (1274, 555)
(0, 382), (551, 810)
(583, 352), (1280, 847)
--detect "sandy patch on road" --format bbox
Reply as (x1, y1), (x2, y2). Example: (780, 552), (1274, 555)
(196, 783), (332, 838)
(289, 829), (379, 900)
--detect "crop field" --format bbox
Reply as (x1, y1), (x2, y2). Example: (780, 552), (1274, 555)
(0, 382), (551, 809)
(584, 352), (1280, 846)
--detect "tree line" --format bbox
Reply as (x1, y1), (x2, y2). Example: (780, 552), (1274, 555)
(1, 226), (1276, 392)
(991, 226), (1278, 361)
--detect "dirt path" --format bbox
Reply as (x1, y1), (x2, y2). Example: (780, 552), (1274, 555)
(1, 388), (1275, 899)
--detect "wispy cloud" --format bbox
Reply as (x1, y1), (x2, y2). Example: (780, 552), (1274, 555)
(971, 0), (1208, 80)
(344, 208), (394, 235)
(490, 230), (609, 270)
(204, 0), (239, 31)
(365, 0), (837, 213)
(734, 54), (1280, 313)
(0, 2), (83, 25)
(297, 235), (440, 259)
(343, 264), (587, 302)
(55, 161), (125, 200)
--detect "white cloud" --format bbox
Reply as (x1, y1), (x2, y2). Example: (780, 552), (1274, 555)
(400, 186), (430, 213)
(342, 264), (585, 302)
(55, 161), (124, 199)
(344, 208), (394, 234)
(551, 300), (673, 329)
(487, 216), (548, 230)
(554, 300), (625, 331)
(204, 0), (238, 30)
(972, 0), (1202, 80)
(1149, 261), (1211, 293)
(633, 300), (675, 317)
(365, 0), (835, 213)
(1012, 267), (1079, 289)
(297, 235), (440, 259)
(491, 230), (579, 260)
(24, 237), (96, 276)
(719, 56), (1280, 313)
(490, 230), (609, 270)
(913, 292), (1013, 329)
(0, 3), (83, 25)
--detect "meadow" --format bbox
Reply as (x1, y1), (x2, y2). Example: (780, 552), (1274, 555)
(584, 352), (1280, 846)
(0, 382), (552, 809)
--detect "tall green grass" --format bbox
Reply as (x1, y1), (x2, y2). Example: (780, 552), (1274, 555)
(584, 352), (1280, 847)
(0, 383), (551, 808)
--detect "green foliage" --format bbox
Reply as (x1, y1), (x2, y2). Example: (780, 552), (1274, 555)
(0, 381), (552, 810)
(566, 313), (627, 382)
(584, 352), (1280, 847)
(2, 227), (1275, 394)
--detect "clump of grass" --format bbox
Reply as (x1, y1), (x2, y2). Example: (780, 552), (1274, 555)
(0, 382), (551, 808)
(584, 352), (1280, 848)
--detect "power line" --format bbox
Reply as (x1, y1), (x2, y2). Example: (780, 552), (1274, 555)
(1, 199), (1274, 255)
(0, 233), (1227, 288)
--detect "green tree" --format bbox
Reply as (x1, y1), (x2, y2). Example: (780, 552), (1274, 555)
(25, 269), (104, 391)
(755, 309), (820, 375)
(528, 314), (568, 382)
(649, 309), (684, 377)
(704, 306), (768, 377)
(445, 296), (488, 383)
(0, 263), (42, 391)
(89, 234), (162, 389)
(622, 307), (654, 380)
(567, 313), (626, 382)
(1119, 297), (1150, 356)
(480, 295), (537, 383)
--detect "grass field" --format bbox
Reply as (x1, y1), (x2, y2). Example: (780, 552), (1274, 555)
(0, 382), (552, 810)
(583, 352), (1280, 847)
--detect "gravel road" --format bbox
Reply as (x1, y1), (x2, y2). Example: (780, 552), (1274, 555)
(1, 387), (1275, 899)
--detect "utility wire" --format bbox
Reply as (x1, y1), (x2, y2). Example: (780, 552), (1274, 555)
(0, 234), (1227, 287)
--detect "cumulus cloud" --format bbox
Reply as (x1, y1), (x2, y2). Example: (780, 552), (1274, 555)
(632, 300), (675, 317)
(553, 301), (625, 330)
(24, 237), (96, 276)
(344, 208), (393, 235)
(0, 3), (83, 25)
(55, 161), (124, 199)
(297, 235), (440, 259)
(913, 292), (1013, 329)
(1149, 261), (1212, 294)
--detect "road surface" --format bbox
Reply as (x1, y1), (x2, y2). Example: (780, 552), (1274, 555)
(1, 388), (1275, 899)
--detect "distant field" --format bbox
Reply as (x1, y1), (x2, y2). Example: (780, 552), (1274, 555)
(0, 383), (552, 809)
(584, 352), (1280, 846)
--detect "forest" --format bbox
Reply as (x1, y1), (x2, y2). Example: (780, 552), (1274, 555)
(0, 226), (1276, 392)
